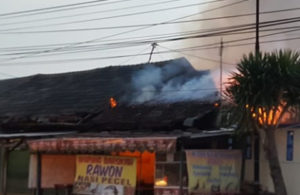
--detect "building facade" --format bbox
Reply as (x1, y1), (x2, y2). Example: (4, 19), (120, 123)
(244, 126), (300, 195)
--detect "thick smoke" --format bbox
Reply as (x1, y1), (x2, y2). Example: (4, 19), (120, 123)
(124, 58), (218, 104)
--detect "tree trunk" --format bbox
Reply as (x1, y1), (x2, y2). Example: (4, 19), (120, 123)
(264, 128), (287, 195)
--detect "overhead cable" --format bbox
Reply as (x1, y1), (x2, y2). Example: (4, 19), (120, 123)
(0, 0), (225, 31)
(2, 0), (248, 62)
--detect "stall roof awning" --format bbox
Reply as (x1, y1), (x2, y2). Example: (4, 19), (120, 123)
(27, 137), (177, 153)
(0, 131), (77, 139)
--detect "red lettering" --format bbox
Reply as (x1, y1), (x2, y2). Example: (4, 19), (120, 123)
(103, 157), (134, 165)
(79, 156), (102, 164)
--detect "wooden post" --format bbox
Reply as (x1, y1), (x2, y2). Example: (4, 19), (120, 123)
(179, 145), (184, 195)
(254, 133), (260, 191)
(36, 153), (42, 195)
(0, 147), (2, 195)
(138, 152), (142, 195)
(0, 147), (4, 195)
(0, 147), (8, 195)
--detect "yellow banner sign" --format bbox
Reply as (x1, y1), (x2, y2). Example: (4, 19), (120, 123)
(74, 155), (137, 195)
(186, 150), (242, 194)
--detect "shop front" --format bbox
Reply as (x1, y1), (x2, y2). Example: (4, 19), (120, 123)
(25, 131), (242, 195)
(27, 136), (177, 195)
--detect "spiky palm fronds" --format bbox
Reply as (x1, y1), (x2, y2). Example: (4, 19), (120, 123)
(226, 50), (300, 130)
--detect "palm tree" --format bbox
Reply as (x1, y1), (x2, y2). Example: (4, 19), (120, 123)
(225, 50), (300, 195)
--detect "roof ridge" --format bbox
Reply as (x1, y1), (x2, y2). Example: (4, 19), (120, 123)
(1, 57), (187, 81)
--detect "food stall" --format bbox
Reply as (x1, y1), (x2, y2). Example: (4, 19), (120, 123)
(27, 136), (177, 195)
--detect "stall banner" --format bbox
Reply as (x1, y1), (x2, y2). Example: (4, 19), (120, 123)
(186, 150), (242, 195)
(73, 155), (137, 195)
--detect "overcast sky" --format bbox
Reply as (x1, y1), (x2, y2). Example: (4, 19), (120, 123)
(0, 0), (299, 80)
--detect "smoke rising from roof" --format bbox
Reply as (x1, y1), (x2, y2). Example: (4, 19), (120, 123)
(122, 58), (218, 104)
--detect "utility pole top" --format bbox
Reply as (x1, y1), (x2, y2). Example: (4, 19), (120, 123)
(255, 0), (260, 54)
(219, 37), (223, 100)
(148, 42), (158, 63)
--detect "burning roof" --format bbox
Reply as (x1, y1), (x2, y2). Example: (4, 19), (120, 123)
(0, 58), (219, 132)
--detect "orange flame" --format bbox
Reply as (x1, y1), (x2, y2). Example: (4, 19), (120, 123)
(258, 107), (283, 126)
(246, 104), (284, 126)
(110, 97), (117, 108)
(155, 177), (168, 186)
(214, 102), (220, 107)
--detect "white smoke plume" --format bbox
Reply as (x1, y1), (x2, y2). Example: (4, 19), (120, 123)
(125, 58), (218, 104)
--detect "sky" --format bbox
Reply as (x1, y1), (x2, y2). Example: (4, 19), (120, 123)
(0, 0), (299, 80)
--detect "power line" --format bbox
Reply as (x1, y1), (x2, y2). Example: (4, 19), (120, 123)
(0, 0), (225, 31)
(1, 0), (248, 62)
(0, 0), (136, 19)
(0, 0), (192, 27)
(144, 17), (300, 44)
(1, 22), (299, 54)
(0, 29), (205, 52)
(158, 44), (234, 65)
(1, 16), (299, 58)
(223, 27), (300, 46)
(2, 6), (300, 33)
(224, 36), (300, 49)
(1, 24), (300, 59)
(0, 0), (107, 17)
(0, 24), (299, 63)
(158, 35), (300, 64)
(0, 51), (230, 65)
(163, 27), (300, 51)
(0, 27), (231, 53)
(1, 35), (300, 66)
(117, 46), (152, 65)
(0, 22), (263, 56)
(0, 27), (250, 52)
(0, 19), (299, 60)
(176, 30), (300, 51)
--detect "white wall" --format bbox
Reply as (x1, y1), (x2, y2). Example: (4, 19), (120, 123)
(245, 128), (300, 195)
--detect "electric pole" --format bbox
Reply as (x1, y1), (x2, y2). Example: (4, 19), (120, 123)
(219, 37), (223, 100)
(255, 0), (260, 54)
(254, 0), (260, 192)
